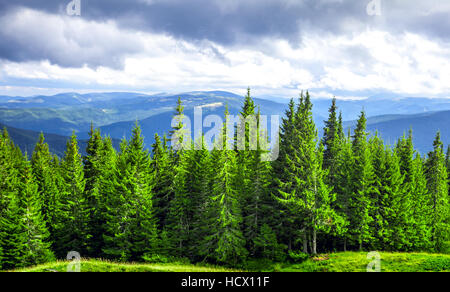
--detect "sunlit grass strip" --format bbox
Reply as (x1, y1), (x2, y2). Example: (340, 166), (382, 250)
(8, 252), (450, 272)
(10, 258), (243, 272)
(275, 252), (450, 272)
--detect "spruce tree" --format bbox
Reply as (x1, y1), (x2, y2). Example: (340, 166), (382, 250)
(322, 99), (346, 251)
(151, 133), (173, 230)
(0, 194), (28, 269)
(242, 108), (273, 256)
(0, 137), (53, 268)
(31, 133), (60, 248)
(167, 142), (191, 257)
(323, 98), (341, 181)
(53, 132), (90, 258)
(351, 111), (375, 250)
(425, 132), (449, 252)
(17, 158), (54, 266)
(334, 131), (354, 251)
(277, 92), (344, 254)
(201, 107), (247, 264)
(187, 136), (212, 260)
(83, 126), (117, 257)
(271, 99), (303, 251)
(0, 129), (20, 216)
(170, 97), (190, 155)
(254, 224), (285, 261)
(371, 137), (407, 250)
(394, 131), (427, 250)
(410, 153), (433, 250)
(446, 145), (450, 197)
(103, 123), (158, 261)
(0, 132), (26, 269)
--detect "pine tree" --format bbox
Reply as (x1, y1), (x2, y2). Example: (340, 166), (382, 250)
(0, 132), (27, 269)
(271, 99), (303, 251)
(334, 131), (354, 251)
(83, 126), (117, 257)
(351, 111), (375, 250)
(187, 136), (212, 260)
(370, 137), (408, 250)
(165, 98), (194, 258)
(323, 98), (341, 182)
(17, 158), (54, 266)
(277, 92), (344, 254)
(337, 112), (344, 140)
(254, 224), (285, 261)
(53, 132), (90, 258)
(167, 143), (191, 257)
(235, 89), (257, 241)
(446, 145), (450, 197)
(0, 128), (20, 216)
(103, 123), (158, 261)
(410, 153), (433, 250)
(0, 194), (28, 269)
(0, 136), (53, 268)
(201, 107), (247, 264)
(322, 99), (346, 251)
(241, 105), (273, 257)
(151, 133), (173, 230)
(170, 97), (190, 155)
(394, 131), (427, 250)
(31, 133), (60, 246)
(425, 132), (449, 252)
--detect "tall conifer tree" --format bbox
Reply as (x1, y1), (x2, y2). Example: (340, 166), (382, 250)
(53, 133), (90, 258)
(202, 107), (247, 264)
(351, 111), (375, 250)
(425, 132), (449, 252)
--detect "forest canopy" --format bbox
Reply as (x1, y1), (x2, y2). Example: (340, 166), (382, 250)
(0, 91), (449, 270)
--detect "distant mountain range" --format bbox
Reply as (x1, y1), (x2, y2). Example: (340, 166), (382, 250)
(343, 110), (450, 153)
(0, 91), (286, 138)
(0, 122), (121, 158)
(1, 91), (449, 155)
(262, 95), (450, 121)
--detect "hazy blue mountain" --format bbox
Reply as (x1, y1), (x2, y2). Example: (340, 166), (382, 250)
(343, 110), (450, 153)
(0, 122), (120, 158)
(1, 91), (449, 154)
(0, 91), (287, 138)
(260, 95), (450, 121)
(99, 102), (293, 147)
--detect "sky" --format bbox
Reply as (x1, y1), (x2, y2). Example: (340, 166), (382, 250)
(0, 0), (449, 99)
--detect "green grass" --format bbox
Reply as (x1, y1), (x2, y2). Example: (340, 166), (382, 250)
(8, 252), (450, 272)
(10, 259), (242, 272)
(266, 252), (450, 272)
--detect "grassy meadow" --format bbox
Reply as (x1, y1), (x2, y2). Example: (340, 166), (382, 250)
(9, 252), (450, 272)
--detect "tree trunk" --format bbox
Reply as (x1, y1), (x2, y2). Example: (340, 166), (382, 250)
(312, 228), (317, 255)
(308, 233), (313, 254)
(303, 231), (308, 254)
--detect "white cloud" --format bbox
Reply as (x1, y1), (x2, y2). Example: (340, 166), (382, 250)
(1, 8), (450, 98)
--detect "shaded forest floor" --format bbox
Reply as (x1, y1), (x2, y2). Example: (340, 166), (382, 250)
(8, 252), (450, 272)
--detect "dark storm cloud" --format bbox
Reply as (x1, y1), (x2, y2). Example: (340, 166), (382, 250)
(0, 0), (368, 44)
(0, 0), (448, 68)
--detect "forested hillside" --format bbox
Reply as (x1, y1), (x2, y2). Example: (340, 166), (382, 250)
(344, 111), (450, 153)
(0, 122), (121, 158)
(0, 91), (449, 270)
